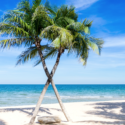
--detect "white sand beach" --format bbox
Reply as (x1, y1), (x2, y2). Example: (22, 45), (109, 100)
(0, 100), (125, 125)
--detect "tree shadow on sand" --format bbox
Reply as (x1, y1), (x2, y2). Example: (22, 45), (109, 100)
(0, 119), (7, 125)
(84, 102), (125, 124)
(0, 107), (62, 117)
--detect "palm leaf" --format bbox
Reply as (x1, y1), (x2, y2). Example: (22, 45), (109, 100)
(87, 37), (104, 55)
(16, 46), (37, 65)
(16, 45), (53, 65)
(45, 0), (57, 16)
(34, 47), (58, 66)
(32, 0), (42, 11)
(0, 23), (29, 37)
(0, 38), (32, 49)
(40, 25), (73, 48)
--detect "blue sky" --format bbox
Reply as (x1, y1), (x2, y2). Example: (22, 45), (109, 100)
(0, 0), (125, 84)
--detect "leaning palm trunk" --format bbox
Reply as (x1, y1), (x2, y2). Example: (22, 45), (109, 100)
(29, 43), (71, 125)
(51, 79), (72, 121)
(29, 79), (50, 125)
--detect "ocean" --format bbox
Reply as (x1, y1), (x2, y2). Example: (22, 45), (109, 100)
(0, 84), (125, 107)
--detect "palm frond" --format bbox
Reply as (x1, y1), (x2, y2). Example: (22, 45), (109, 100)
(83, 19), (92, 27)
(55, 5), (78, 22)
(40, 25), (73, 48)
(16, 46), (37, 65)
(17, 0), (31, 14)
(0, 38), (33, 49)
(32, 0), (42, 11)
(53, 5), (78, 28)
(54, 17), (75, 28)
(3, 12), (32, 32)
(16, 44), (53, 65)
(17, 0), (33, 24)
(0, 23), (29, 37)
(32, 5), (52, 26)
(34, 47), (58, 66)
(87, 37), (104, 55)
(66, 22), (84, 32)
(64, 17), (75, 24)
(82, 19), (92, 34)
(45, 0), (57, 16)
(2, 10), (24, 22)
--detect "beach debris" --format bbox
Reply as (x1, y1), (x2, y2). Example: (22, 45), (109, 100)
(38, 116), (61, 124)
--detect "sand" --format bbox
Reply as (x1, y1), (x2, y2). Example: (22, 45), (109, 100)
(0, 100), (125, 125)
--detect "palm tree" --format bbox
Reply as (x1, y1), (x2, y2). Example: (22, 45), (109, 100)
(0, 0), (80, 124)
(0, 0), (104, 124)
(16, 2), (104, 125)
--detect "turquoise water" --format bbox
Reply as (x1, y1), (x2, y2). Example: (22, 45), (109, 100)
(0, 84), (125, 107)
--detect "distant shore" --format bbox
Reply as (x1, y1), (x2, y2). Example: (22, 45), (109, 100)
(0, 100), (125, 125)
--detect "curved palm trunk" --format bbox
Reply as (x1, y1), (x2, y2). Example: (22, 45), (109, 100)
(29, 44), (71, 125)
(51, 79), (72, 121)
(29, 79), (50, 125)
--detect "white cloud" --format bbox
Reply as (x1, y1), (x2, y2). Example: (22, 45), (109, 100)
(66, 0), (98, 11)
(85, 59), (121, 70)
(86, 49), (125, 69)
(104, 35), (125, 47)
(102, 51), (125, 59)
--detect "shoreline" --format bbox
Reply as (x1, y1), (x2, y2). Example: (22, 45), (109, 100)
(0, 100), (125, 125)
(0, 99), (125, 109)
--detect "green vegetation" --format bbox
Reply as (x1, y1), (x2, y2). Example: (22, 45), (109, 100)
(0, 0), (104, 124)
